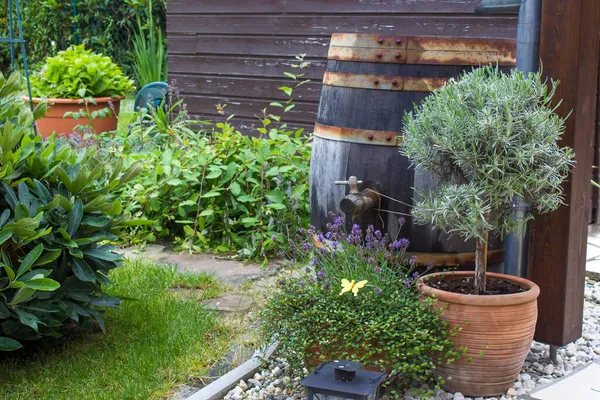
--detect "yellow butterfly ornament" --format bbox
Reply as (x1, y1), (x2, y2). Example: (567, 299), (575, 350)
(339, 279), (368, 297)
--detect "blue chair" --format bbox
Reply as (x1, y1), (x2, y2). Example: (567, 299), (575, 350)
(134, 82), (168, 111)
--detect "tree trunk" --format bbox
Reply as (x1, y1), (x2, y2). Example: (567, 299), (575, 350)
(474, 231), (489, 294)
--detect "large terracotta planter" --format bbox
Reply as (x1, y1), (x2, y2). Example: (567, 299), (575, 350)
(30, 97), (122, 138)
(417, 271), (539, 397)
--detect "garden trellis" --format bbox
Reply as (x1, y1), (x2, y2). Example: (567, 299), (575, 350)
(1, 0), (35, 122)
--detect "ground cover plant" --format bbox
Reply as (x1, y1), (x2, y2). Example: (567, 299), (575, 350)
(402, 66), (575, 294)
(260, 216), (460, 395)
(0, 260), (229, 400)
(0, 71), (141, 350)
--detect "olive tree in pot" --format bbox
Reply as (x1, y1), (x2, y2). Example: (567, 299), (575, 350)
(401, 65), (575, 397)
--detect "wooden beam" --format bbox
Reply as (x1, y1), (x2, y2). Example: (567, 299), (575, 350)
(529, 0), (600, 345)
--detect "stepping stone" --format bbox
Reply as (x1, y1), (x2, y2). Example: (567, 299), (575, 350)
(201, 293), (254, 313)
(528, 362), (600, 400)
(119, 245), (280, 286)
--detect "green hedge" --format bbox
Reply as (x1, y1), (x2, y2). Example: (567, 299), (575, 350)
(0, 0), (166, 74)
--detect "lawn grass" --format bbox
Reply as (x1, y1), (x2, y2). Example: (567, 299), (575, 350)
(0, 260), (231, 400)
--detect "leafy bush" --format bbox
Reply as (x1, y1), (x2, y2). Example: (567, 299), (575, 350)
(31, 45), (135, 99)
(95, 58), (312, 260)
(0, 0), (166, 74)
(402, 65), (575, 293)
(0, 71), (141, 350)
(260, 217), (459, 393)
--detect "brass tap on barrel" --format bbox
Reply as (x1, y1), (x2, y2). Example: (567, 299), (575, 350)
(335, 176), (381, 215)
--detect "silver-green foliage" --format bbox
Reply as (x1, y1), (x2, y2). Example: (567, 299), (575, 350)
(402, 65), (575, 240)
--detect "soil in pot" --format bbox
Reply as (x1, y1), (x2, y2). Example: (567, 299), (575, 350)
(418, 271), (540, 397)
(425, 275), (526, 295)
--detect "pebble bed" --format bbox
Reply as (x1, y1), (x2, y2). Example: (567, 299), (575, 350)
(223, 278), (600, 400)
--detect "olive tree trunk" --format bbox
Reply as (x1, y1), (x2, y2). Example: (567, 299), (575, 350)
(474, 231), (489, 294)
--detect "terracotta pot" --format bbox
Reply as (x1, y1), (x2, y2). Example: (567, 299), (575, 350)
(417, 271), (539, 397)
(29, 97), (122, 138)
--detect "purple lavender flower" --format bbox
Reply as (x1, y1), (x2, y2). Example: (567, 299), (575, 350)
(351, 224), (362, 236)
(302, 242), (311, 251)
(389, 238), (410, 250)
(403, 280), (411, 287)
(409, 255), (417, 267)
(298, 280), (305, 287)
(374, 287), (382, 295)
(323, 283), (330, 291)
(374, 267), (382, 274)
(271, 235), (277, 241)
(311, 257), (319, 266)
(299, 228), (307, 235)
(278, 251), (285, 258)
(325, 231), (334, 240)
(317, 270), (327, 280)
(374, 230), (383, 240)
(398, 217), (406, 226)
(317, 233), (325, 242)
(333, 215), (344, 226)
(368, 256), (376, 264)
(311, 276), (317, 282)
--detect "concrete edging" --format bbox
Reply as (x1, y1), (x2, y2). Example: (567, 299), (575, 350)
(186, 342), (278, 400)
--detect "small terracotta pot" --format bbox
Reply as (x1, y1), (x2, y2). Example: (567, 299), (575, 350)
(29, 97), (122, 138)
(417, 271), (540, 397)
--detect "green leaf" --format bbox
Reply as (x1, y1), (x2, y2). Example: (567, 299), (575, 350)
(8, 287), (36, 306)
(237, 195), (257, 203)
(203, 191), (221, 198)
(205, 170), (222, 179)
(16, 244), (44, 279)
(230, 182), (242, 196)
(71, 258), (96, 283)
(83, 248), (122, 262)
(2, 182), (18, 210)
(33, 249), (62, 267)
(2, 263), (15, 281)
(199, 209), (214, 217)
(89, 295), (121, 308)
(14, 308), (43, 331)
(0, 337), (22, 351)
(23, 278), (60, 291)
(0, 228), (12, 245)
(265, 190), (285, 203)
(67, 199), (83, 236)
(279, 86), (292, 96)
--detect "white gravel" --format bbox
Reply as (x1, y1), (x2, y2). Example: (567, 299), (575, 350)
(223, 278), (600, 400)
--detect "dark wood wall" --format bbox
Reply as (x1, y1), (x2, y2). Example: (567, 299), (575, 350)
(166, 0), (518, 131)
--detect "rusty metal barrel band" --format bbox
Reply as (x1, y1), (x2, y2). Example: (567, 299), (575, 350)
(327, 46), (516, 65)
(313, 122), (401, 147)
(323, 71), (447, 92)
(330, 33), (517, 53)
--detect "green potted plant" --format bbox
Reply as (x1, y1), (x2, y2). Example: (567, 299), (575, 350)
(402, 65), (575, 396)
(260, 218), (460, 396)
(30, 45), (134, 137)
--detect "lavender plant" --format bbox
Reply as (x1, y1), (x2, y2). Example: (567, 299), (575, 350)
(260, 215), (459, 394)
(402, 65), (575, 294)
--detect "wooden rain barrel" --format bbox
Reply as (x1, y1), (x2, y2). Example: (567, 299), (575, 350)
(309, 34), (516, 268)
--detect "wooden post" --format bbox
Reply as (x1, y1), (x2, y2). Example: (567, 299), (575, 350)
(529, 0), (600, 345)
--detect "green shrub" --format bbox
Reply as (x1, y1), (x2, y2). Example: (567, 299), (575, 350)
(0, 0), (166, 74)
(31, 45), (135, 99)
(259, 218), (459, 394)
(97, 57), (312, 260)
(0, 71), (141, 350)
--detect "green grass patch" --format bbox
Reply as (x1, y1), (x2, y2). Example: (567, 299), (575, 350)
(0, 260), (231, 400)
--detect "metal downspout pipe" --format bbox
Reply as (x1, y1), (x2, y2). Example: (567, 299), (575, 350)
(475, 0), (542, 278)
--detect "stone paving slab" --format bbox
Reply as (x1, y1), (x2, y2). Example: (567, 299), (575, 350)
(119, 244), (281, 285)
(201, 293), (255, 313)
(528, 361), (600, 400)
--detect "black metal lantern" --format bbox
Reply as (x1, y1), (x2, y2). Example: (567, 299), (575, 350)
(301, 360), (387, 400)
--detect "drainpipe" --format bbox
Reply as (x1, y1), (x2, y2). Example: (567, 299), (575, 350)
(475, 0), (542, 279)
